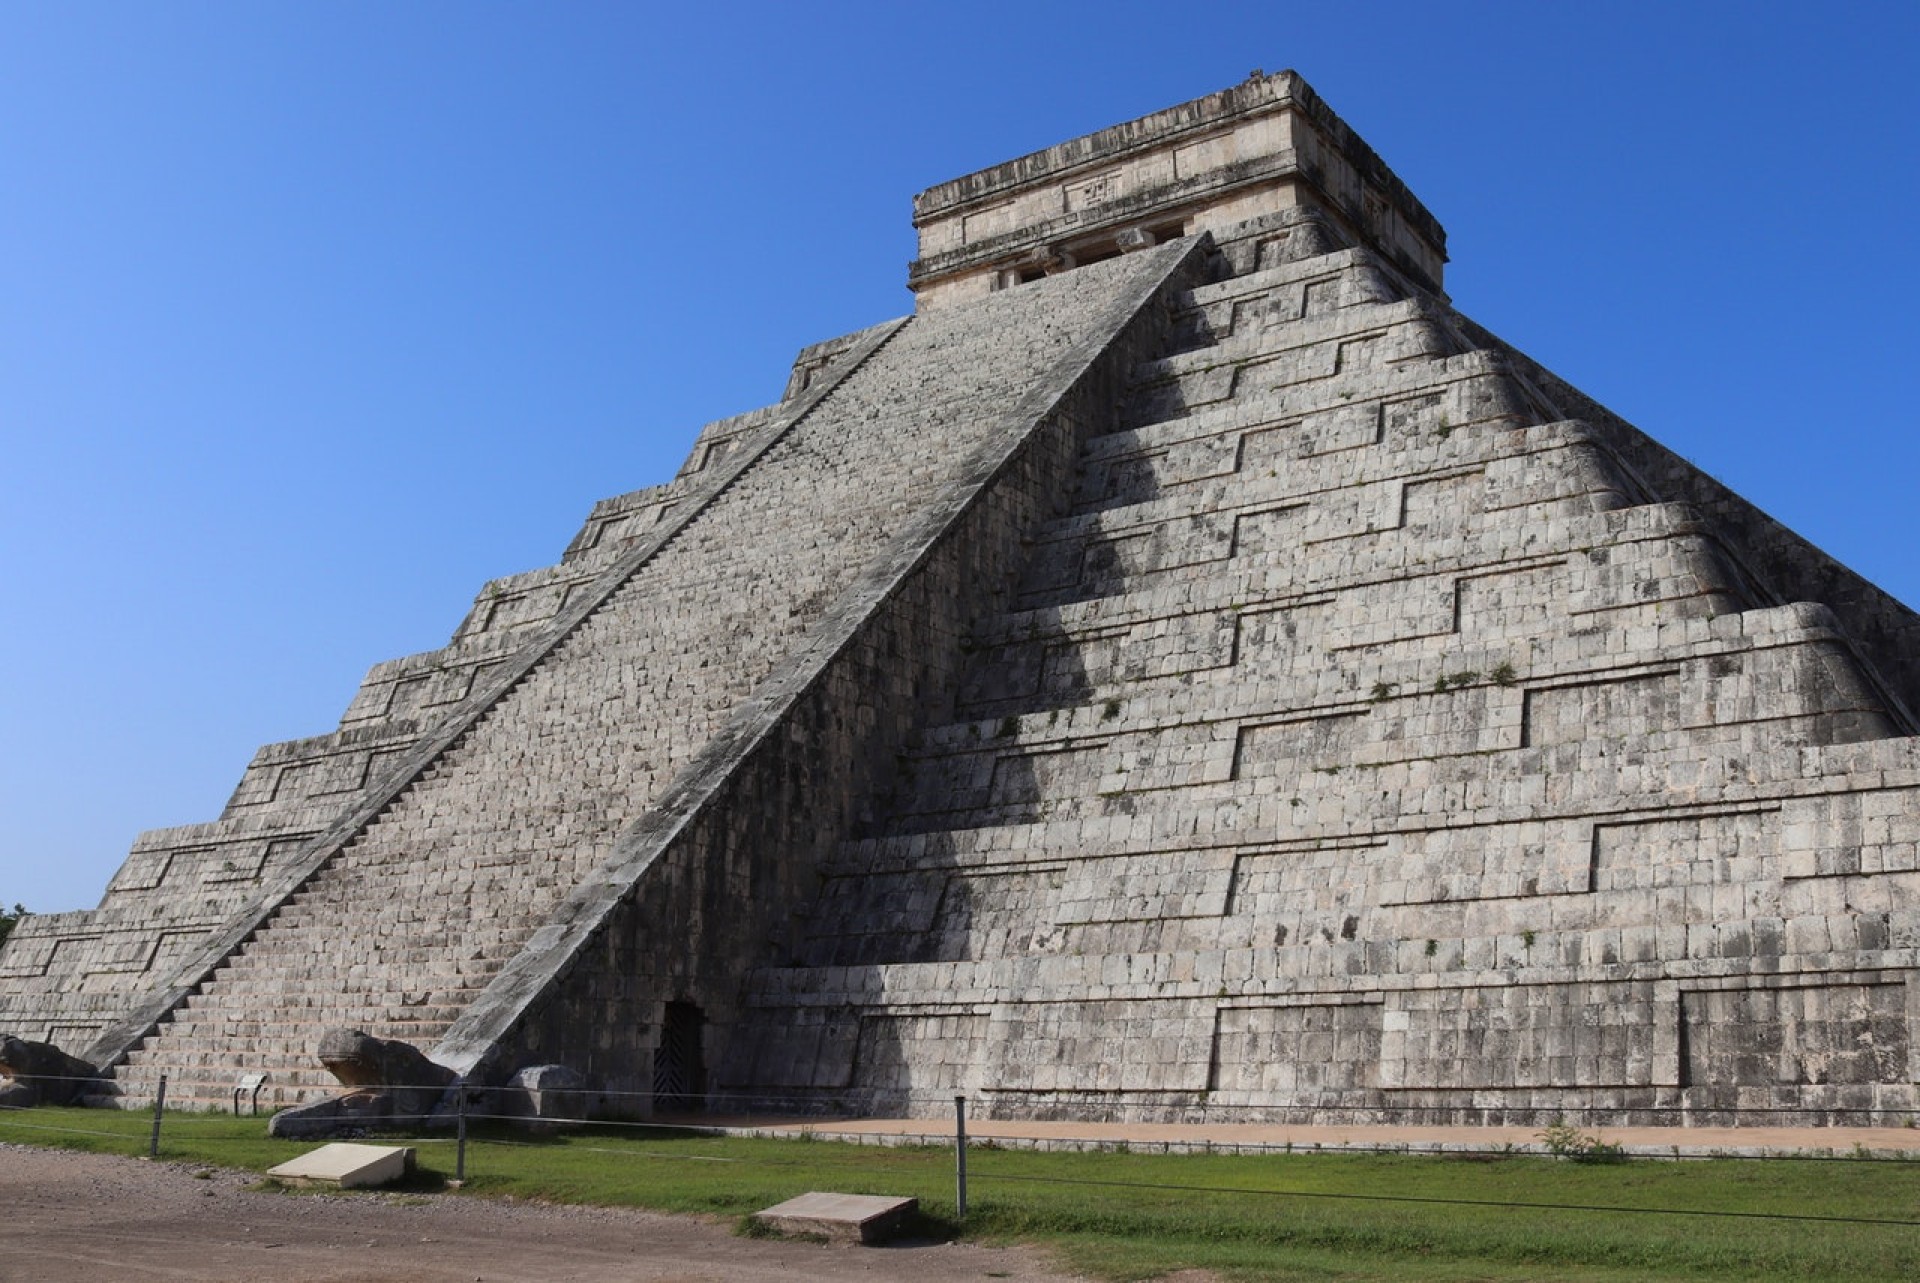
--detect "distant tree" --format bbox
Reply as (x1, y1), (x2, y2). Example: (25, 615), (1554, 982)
(0, 902), (24, 950)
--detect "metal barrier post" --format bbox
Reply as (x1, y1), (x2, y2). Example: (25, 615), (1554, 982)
(954, 1095), (968, 1220)
(455, 1083), (468, 1184)
(148, 1075), (167, 1159)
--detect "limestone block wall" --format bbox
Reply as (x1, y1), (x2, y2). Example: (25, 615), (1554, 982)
(1448, 312), (1920, 726)
(911, 72), (1446, 308)
(0, 733), (424, 1048)
(726, 207), (1920, 1124)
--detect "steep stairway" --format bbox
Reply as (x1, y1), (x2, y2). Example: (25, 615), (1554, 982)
(107, 244), (1201, 1108)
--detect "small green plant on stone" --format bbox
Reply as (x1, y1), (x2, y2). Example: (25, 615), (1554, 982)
(1538, 1117), (1626, 1163)
(0, 902), (25, 949)
(995, 715), (1020, 740)
(1369, 680), (1397, 703)
(1521, 929), (1536, 949)
(1102, 699), (1122, 721)
(1491, 661), (1518, 686)
(1424, 938), (1439, 958)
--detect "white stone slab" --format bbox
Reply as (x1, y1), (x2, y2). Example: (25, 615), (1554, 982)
(267, 1142), (415, 1189)
(753, 1191), (918, 1244)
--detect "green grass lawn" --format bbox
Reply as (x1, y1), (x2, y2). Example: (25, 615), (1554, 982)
(5, 1105), (1919, 1282)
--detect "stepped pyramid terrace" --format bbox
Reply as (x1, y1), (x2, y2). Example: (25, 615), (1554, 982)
(5, 72), (1919, 1127)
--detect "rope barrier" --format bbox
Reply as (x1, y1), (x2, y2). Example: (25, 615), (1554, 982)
(8, 1098), (1920, 1155)
(965, 1168), (1920, 1228)
(0, 1117), (158, 1142)
(9, 1068), (1919, 1133)
(7, 1096), (1919, 1234)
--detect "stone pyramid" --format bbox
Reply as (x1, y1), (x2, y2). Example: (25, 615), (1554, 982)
(4, 72), (1916, 1124)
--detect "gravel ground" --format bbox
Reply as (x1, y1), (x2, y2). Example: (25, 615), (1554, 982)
(0, 1144), (1084, 1283)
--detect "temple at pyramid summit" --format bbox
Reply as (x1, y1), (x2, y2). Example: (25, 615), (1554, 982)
(6, 72), (1920, 1127)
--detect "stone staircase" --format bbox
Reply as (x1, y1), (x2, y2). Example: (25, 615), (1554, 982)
(0, 400), (783, 1057)
(721, 211), (1917, 1121)
(97, 243), (1202, 1109)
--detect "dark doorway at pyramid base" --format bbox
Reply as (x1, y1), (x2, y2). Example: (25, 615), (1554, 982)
(652, 1001), (706, 1114)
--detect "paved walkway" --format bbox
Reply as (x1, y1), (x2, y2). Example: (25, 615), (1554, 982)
(696, 1114), (1920, 1158)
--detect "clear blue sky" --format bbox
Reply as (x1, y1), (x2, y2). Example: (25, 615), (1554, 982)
(3, 2), (1916, 912)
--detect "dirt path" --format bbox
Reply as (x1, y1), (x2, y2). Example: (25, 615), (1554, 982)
(0, 1145), (1082, 1283)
